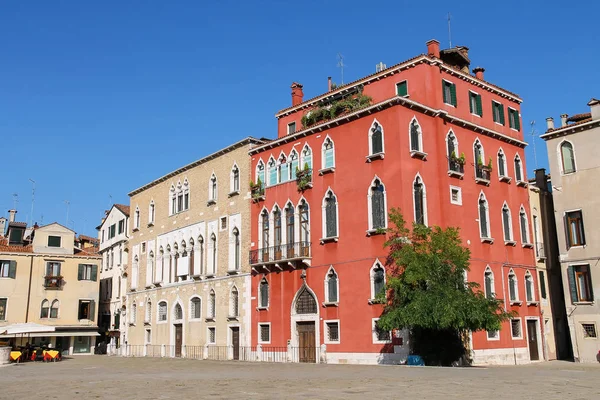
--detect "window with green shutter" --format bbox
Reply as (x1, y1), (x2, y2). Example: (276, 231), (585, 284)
(0, 260), (16, 279)
(442, 80), (457, 106)
(48, 235), (61, 248)
(568, 265), (594, 303)
(492, 101), (505, 125)
(469, 92), (482, 116)
(78, 264), (96, 281)
(509, 108), (521, 130)
(396, 81), (408, 97)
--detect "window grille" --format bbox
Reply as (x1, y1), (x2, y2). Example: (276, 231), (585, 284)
(295, 287), (317, 314)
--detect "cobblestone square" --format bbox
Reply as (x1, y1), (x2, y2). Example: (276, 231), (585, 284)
(1, 356), (599, 399)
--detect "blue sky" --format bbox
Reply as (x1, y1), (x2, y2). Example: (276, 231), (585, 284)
(1, 1), (599, 237)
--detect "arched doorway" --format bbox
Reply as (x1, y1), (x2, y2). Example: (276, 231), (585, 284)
(291, 284), (319, 363)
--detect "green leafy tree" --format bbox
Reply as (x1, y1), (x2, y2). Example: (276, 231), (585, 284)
(377, 209), (514, 366)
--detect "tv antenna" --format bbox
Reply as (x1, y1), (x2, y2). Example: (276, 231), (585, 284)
(530, 121), (538, 170)
(447, 12), (452, 48)
(12, 193), (18, 210)
(337, 53), (345, 85)
(29, 179), (36, 226)
(64, 200), (70, 225)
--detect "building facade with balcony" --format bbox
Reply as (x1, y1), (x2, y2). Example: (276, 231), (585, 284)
(0, 217), (101, 355)
(97, 204), (130, 353)
(248, 40), (542, 365)
(124, 138), (264, 358)
(541, 99), (600, 362)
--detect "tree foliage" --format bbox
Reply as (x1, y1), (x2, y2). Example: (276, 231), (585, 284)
(377, 209), (514, 365)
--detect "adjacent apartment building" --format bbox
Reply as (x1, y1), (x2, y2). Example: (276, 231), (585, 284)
(249, 40), (542, 365)
(541, 99), (600, 362)
(97, 204), (130, 352)
(125, 137), (264, 358)
(0, 211), (101, 355)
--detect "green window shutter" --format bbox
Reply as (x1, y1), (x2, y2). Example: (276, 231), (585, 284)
(91, 265), (98, 282)
(442, 81), (448, 103)
(567, 266), (578, 303)
(46, 263), (52, 277)
(587, 267), (594, 301)
(450, 83), (457, 106)
(499, 105), (505, 125)
(78, 264), (84, 281)
(90, 301), (96, 322)
(9, 260), (17, 279)
(564, 215), (571, 249)
(476, 95), (482, 116)
(397, 81), (407, 97)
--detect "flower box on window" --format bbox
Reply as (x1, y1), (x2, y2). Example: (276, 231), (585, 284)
(250, 180), (265, 202)
(296, 167), (313, 191)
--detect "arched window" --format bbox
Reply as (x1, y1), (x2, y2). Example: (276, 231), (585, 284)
(323, 190), (338, 238)
(170, 185), (176, 215)
(198, 235), (204, 275)
(299, 200), (310, 244)
(210, 174), (217, 201)
(40, 299), (49, 318)
(188, 238), (195, 276)
(295, 286), (317, 314)
(525, 271), (535, 302)
(182, 179), (190, 210)
(145, 301), (152, 323)
(230, 286), (239, 317)
(278, 153), (288, 183)
(302, 145), (312, 172)
(174, 303), (183, 320)
(484, 267), (494, 299)
(259, 278), (269, 308)
(371, 263), (385, 300)
(508, 270), (518, 302)
(447, 131), (459, 172)
(497, 149), (507, 178)
(322, 137), (335, 169)
(502, 203), (513, 242)
(474, 139), (486, 180)
(148, 200), (155, 224)
(232, 164), (240, 192)
(147, 251), (155, 285)
(261, 209), (270, 252)
(286, 203), (295, 251)
(190, 297), (202, 319)
(289, 150), (299, 180)
(369, 178), (386, 230)
(370, 121), (384, 155)
(519, 206), (530, 244)
(209, 289), (216, 318)
(158, 301), (167, 321)
(413, 176), (426, 225)
(479, 193), (490, 239)
(50, 300), (59, 318)
(410, 118), (422, 152)
(514, 155), (523, 182)
(210, 233), (217, 274)
(326, 268), (339, 303)
(134, 206), (140, 229)
(273, 206), (282, 250)
(131, 302), (137, 324)
(268, 157), (277, 186)
(560, 141), (576, 174)
(232, 227), (240, 271)
(256, 160), (266, 187)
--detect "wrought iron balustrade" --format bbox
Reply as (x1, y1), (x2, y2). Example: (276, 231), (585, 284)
(475, 166), (491, 182)
(448, 160), (464, 174)
(249, 241), (311, 265)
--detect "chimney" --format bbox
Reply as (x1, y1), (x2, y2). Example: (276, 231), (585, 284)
(291, 82), (304, 106)
(588, 98), (600, 120)
(8, 209), (17, 223)
(0, 217), (6, 237)
(560, 114), (568, 127)
(328, 77), (332, 92)
(426, 39), (440, 58)
(546, 117), (555, 130)
(473, 67), (485, 81)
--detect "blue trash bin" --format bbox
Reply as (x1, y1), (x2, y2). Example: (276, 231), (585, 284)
(407, 355), (425, 366)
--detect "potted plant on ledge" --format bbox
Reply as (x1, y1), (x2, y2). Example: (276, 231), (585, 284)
(296, 163), (313, 191)
(250, 178), (265, 201)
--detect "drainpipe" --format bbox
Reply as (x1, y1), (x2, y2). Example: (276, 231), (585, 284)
(25, 256), (34, 322)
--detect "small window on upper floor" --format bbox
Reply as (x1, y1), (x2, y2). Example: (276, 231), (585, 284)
(48, 236), (61, 248)
(565, 210), (586, 248)
(469, 92), (482, 117)
(288, 122), (296, 135)
(492, 101), (505, 125)
(442, 80), (457, 107)
(508, 108), (520, 131)
(560, 141), (576, 174)
(396, 81), (408, 97)
(118, 219), (125, 234)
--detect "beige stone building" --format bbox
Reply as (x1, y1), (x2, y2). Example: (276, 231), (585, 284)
(541, 98), (600, 362)
(125, 137), (265, 358)
(0, 212), (101, 355)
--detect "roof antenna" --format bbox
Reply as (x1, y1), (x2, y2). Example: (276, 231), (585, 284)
(337, 53), (345, 85)
(447, 12), (452, 48)
(64, 200), (70, 225)
(12, 193), (18, 210)
(530, 121), (538, 171)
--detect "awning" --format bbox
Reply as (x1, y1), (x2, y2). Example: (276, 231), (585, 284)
(0, 331), (99, 338)
(0, 322), (56, 335)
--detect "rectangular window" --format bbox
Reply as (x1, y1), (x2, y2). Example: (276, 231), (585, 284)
(396, 81), (408, 97)
(539, 270), (547, 299)
(508, 108), (521, 130)
(118, 219), (125, 234)
(141, 242), (146, 254)
(78, 300), (94, 321)
(511, 319), (522, 339)
(326, 321), (340, 343)
(442, 80), (457, 106)
(0, 260), (16, 279)
(78, 264), (97, 281)
(469, 92), (482, 116)
(259, 323), (270, 343)
(73, 336), (91, 354)
(568, 265), (593, 303)
(287, 122), (296, 135)
(372, 318), (391, 343)
(0, 298), (6, 320)
(109, 224), (116, 239)
(492, 101), (505, 125)
(46, 262), (61, 277)
(565, 210), (586, 248)
(449, 186), (462, 205)
(487, 330), (499, 340)
(158, 303), (167, 321)
(145, 329), (152, 344)
(582, 323), (597, 339)
(48, 236), (61, 248)
(220, 217), (227, 230)
(184, 193), (189, 210)
(208, 327), (216, 344)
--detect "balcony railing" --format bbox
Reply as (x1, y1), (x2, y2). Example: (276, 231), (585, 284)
(475, 166), (491, 184)
(44, 276), (63, 290)
(249, 241), (311, 266)
(448, 160), (464, 176)
(251, 185), (265, 202)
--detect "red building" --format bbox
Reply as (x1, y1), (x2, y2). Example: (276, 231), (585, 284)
(248, 40), (542, 365)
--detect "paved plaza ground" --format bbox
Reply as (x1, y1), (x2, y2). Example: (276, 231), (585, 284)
(1, 356), (599, 399)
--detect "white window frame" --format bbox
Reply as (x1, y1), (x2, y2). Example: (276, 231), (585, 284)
(208, 173), (218, 203)
(525, 270), (536, 303)
(134, 206), (140, 230)
(442, 79), (456, 107)
(497, 148), (511, 182)
(207, 327), (216, 344)
(557, 139), (578, 176)
(323, 319), (341, 344)
(367, 118), (385, 158)
(367, 175), (388, 233)
(130, 302), (137, 325)
(287, 121), (296, 135)
(255, 159), (266, 185)
(501, 202), (515, 245)
(172, 302), (184, 322)
(258, 277), (269, 309)
(145, 300), (152, 324)
(508, 269), (520, 304)
(469, 90), (482, 117)
(372, 318), (392, 344)
(395, 80), (408, 97)
(510, 317), (523, 339)
(519, 205), (532, 246)
(408, 116), (426, 157)
(478, 191), (492, 242)
(449, 185), (462, 206)
(320, 135), (336, 173)
(300, 143), (313, 173)
(323, 266), (340, 305)
(145, 329), (152, 345)
(258, 322), (271, 344)
(369, 260), (386, 302)
(157, 300), (168, 324)
(514, 154), (525, 185)
(230, 162), (240, 194)
(267, 156), (277, 186)
(229, 285), (239, 317)
(320, 188), (340, 243)
(486, 329), (500, 341)
(484, 266), (495, 298)
(508, 107), (520, 131)
(473, 138), (485, 174)
(189, 296), (202, 321)
(412, 173), (428, 226)
(207, 289), (216, 319)
(148, 200), (155, 225)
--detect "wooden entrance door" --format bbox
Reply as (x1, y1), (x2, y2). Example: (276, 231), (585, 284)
(527, 320), (539, 361)
(297, 322), (316, 363)
(231, 327), (240, 360)
(174, 324), (183, 357)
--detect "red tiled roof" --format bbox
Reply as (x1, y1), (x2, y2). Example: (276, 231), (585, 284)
(77, 246), (99, 256)
(566, 113), (591, 122)
(114, 204), (130, 216)
(546, 117), (593, 133)
(0, 242), (33, 253)
(78, 234), (99, 243)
